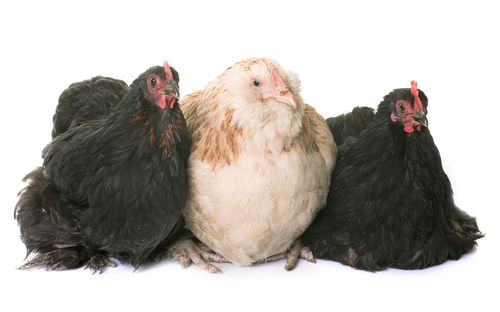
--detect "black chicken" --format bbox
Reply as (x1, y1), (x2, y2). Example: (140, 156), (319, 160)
(15, 62), (190, 272)
(52, 76), (129, 138)
(302, 81), (483, 271)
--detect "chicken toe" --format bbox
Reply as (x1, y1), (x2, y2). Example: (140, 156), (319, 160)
(85, 252), (117, 274)
(169, 238), (227, 273)
(261, 239), (316, 271)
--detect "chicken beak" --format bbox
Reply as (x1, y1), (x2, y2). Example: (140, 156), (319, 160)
(261, 67), (296, 108)
(275, 90), (296, 108)
(413, 114), (428, 130)
(261, 88), (296, 108)
(163, 83), (179, 109)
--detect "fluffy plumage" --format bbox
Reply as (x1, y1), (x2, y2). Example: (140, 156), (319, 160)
(52, 76), (129, 138)
(15, 63), (190, 271)
(180, 57), (336, 268)
(302, 83), (483, 271)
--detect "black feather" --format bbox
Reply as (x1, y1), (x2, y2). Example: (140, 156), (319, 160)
(327, 106), (374, 146)
(15, 65), (190, 271)
(302, 88), (483, 271)
(52, 76), (129, 138)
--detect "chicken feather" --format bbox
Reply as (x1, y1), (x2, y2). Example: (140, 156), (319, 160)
(180, 57), (336, 267)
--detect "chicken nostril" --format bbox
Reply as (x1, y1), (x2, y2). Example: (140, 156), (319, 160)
(413, 115), (428, 127)
(164, 89), (179, 98)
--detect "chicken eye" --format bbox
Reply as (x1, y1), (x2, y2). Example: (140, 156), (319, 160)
(253, 80), (260, 87)
(150, 77), (157, 88)
(399, 103), (405, 111)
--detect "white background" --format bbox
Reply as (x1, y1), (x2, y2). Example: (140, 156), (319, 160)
(1, 0), (498, 311)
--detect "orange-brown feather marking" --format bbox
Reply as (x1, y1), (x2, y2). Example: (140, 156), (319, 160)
(129, 107), (147, 125)
(182, 90), (244, 168)
(195, 108), (243, 167)
(290, 104), (326, 152)
(129, 105), (182, 151)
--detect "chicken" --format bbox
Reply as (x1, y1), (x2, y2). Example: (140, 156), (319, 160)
(301, 81), (483, 271)
(170, 57), (336, 272)
(52, 76), (129, 138)
(15, 62), (190, 272)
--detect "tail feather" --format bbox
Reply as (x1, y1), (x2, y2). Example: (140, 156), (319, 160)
(52, 76), (128, 138)
(327, 106), (375, 146)
(392, 208), (483, 270)
(19, 248), (91, 271)
(449, 207), (484, 252)
(15, 168), (91, 269)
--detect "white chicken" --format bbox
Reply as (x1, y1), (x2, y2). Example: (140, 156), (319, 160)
(171, 57), (336, 272)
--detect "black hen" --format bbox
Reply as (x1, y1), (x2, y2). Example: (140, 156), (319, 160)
(52, 76), (129, 138)
(15, 62), (190, 272)
(302, 81), (483, 271)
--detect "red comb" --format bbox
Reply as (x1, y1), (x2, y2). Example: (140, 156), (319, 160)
(164, 61), (173, 81)
(411, 80), (423, 111)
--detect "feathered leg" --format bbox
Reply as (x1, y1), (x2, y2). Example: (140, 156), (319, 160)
(20, 248), (83, 271)
(84, 252), (117, 274)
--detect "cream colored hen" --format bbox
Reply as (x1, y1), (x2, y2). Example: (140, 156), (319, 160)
(171, 57), (336, 272)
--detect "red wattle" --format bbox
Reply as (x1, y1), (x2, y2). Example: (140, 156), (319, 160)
(404, 121), (415, 133)
(165, 96), (176, 109)
(157, 96), (167, 109)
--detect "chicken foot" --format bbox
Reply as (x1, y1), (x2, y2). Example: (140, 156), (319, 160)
(85, 252), (117, 274)
(169, 238), (227, 273)
(261, 239), (316, 271)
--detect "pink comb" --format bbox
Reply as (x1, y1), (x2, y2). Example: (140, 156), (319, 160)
(411, 80), (423, 111)
(164, 61), (173, 81)
(271, 66), (287, 91)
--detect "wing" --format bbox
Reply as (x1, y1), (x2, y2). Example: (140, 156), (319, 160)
(43, 121), (102, 205)
(77, 151), (187, 265)
(52, 76), (128, 138)
(180, 90), (205, 136)
(302, 104), (337, 172)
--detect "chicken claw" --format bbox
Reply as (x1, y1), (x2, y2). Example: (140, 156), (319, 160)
(169, 238), (227, 273)
(85, 253), (117, 274)
(262, 239), (316, 271)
